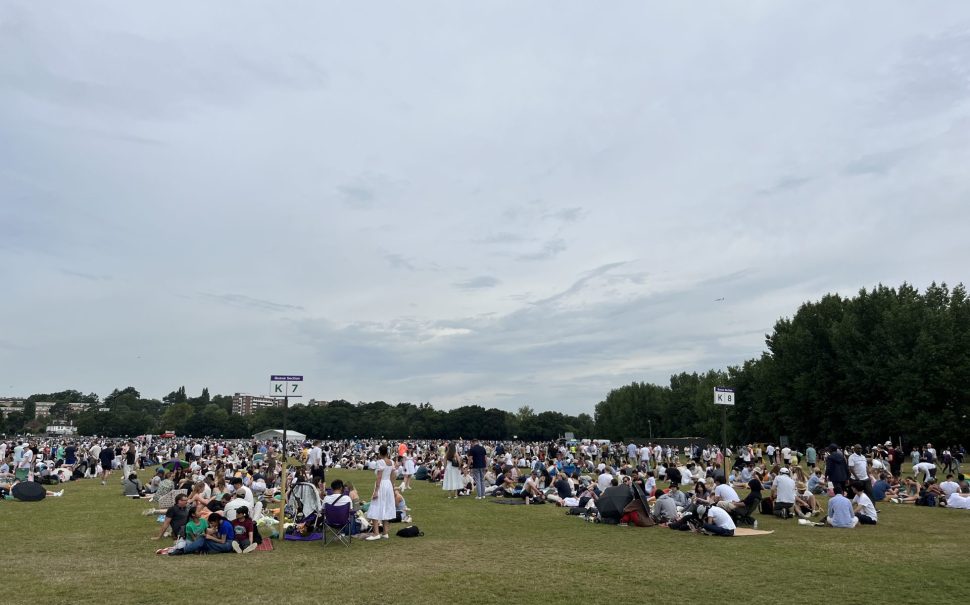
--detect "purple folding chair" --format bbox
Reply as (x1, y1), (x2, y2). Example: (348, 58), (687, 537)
(322, 502), (353, 547)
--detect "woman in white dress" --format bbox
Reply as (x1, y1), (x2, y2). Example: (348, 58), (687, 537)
(442, 442), (464, 498)
(401, 452), (416, 491)
(365, 445), (396, 541)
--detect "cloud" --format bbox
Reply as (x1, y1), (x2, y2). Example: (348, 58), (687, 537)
(758, 176), (813, 195)
(59, 269), (112, 281)
(200, 293), (304, 313)
(473, 232), (529, 245)
(383, 253), (417, 271)
(543, 206), (585, 223)
(516, 238), (567, 261)
(453, 275), (501, 290)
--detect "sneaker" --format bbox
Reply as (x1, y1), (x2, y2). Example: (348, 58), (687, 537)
(365, 534), (382, 541)
(232, 542), (243, 553)
(380, 534), (389, 539)
(243, 543), (258, 554)
(53, 490), (64, 497)
(403, 516), (412, 523)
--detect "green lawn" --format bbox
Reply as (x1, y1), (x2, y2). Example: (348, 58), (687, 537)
(1, 467), (965, 605)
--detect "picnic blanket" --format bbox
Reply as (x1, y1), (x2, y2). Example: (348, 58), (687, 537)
(733, 528), (774, 536)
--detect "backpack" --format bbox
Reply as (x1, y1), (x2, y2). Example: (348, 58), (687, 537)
(396, 525), (423, 538)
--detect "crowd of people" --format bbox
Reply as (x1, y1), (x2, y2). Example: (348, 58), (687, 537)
(1, 434), (967, 544)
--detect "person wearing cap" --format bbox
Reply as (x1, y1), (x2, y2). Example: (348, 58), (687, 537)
(772, 467), (797, 518)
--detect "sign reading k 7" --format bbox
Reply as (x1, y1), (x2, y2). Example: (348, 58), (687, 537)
(270, 375), (303, 397)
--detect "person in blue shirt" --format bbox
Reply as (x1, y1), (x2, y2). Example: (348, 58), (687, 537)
(203, 512), (235, 553)
(872, 473), (891, 502)
(825, 485), (858, 528)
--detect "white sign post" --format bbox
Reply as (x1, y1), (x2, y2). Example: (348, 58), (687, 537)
(714, 387), (735, 406)
(270, 374), (303, 536)
(271, 375), (304, 398)
(713, 387), (735, 473)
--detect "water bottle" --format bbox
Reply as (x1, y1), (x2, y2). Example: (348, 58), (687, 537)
(753, 519), (758, 529)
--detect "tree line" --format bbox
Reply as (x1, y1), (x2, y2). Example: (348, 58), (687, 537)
(595, 282), (970, 447)
(1, 386), (594, 442)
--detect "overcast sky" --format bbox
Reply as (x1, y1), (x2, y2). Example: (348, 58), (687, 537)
(2, 2), (969, 414)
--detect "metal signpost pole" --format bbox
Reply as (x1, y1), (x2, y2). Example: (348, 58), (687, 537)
(714, 387), (735, 480)
(271, 374), (303, 534)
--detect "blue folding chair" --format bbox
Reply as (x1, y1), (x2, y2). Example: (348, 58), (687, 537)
(322, 502), (353, 547)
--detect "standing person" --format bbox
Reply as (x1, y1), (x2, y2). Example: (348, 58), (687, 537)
(825, 443), (849, 494)
(17, 442), (35, 482)
(307, 440), (324, 487)
(848, 444), (872, 499)
(805, 444), (817, 470)
(888, 442), (904, 478)
(365, 445), (396, 541)
(467, 438), (488, 500)
(400, 450), (416, 491)
(99, 443), (115, 486)
(441, 442), (463, 499)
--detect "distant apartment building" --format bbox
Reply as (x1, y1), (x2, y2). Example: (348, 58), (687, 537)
(232, 393), (281, 415)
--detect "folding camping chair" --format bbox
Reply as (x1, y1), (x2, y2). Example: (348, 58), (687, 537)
(322, 502), (353, 547)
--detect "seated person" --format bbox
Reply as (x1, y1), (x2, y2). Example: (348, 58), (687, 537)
(122, 473), (148, 498)
(807, 469), (826, 495)
(522, 471), (544, 503)
(713, 475), (743, 513)
(771, 468), (797, 518)
(851, 482), (877, 525)
(794, 481), (820, 517)
(652, 488), (679, 524)
(826, 486), (858, 528)
(871, 473), (891, 502)
(698, 505), (735, 536)
(946, 485), (970, 509)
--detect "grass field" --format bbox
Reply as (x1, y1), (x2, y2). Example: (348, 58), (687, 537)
(1, 466), (966, 605)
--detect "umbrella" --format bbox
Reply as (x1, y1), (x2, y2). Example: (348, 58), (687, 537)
(161, 459), (191, 472)
(12, 481), (46, 502)
(597, 485), (634, 521)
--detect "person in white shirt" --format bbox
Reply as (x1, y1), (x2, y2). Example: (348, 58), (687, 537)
(701, 505), (736, 536)
(714, 476), (743, 513)
(939, 475), (960, 498)
(230, 477), (254, 505)
(307, 441), (324, 486)
(913, 461), (936, 484)
(847, 444), (873, 500)
(772, 467), (797, 518)
(322, 479), (353, 508)
(17, 445), (35, 481)
(946, 486), (970, 509)
(852, 485), (878, 524)
(596, 471), (614, 493)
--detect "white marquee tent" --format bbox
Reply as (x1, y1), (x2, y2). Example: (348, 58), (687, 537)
(253, 429), (307, 442)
